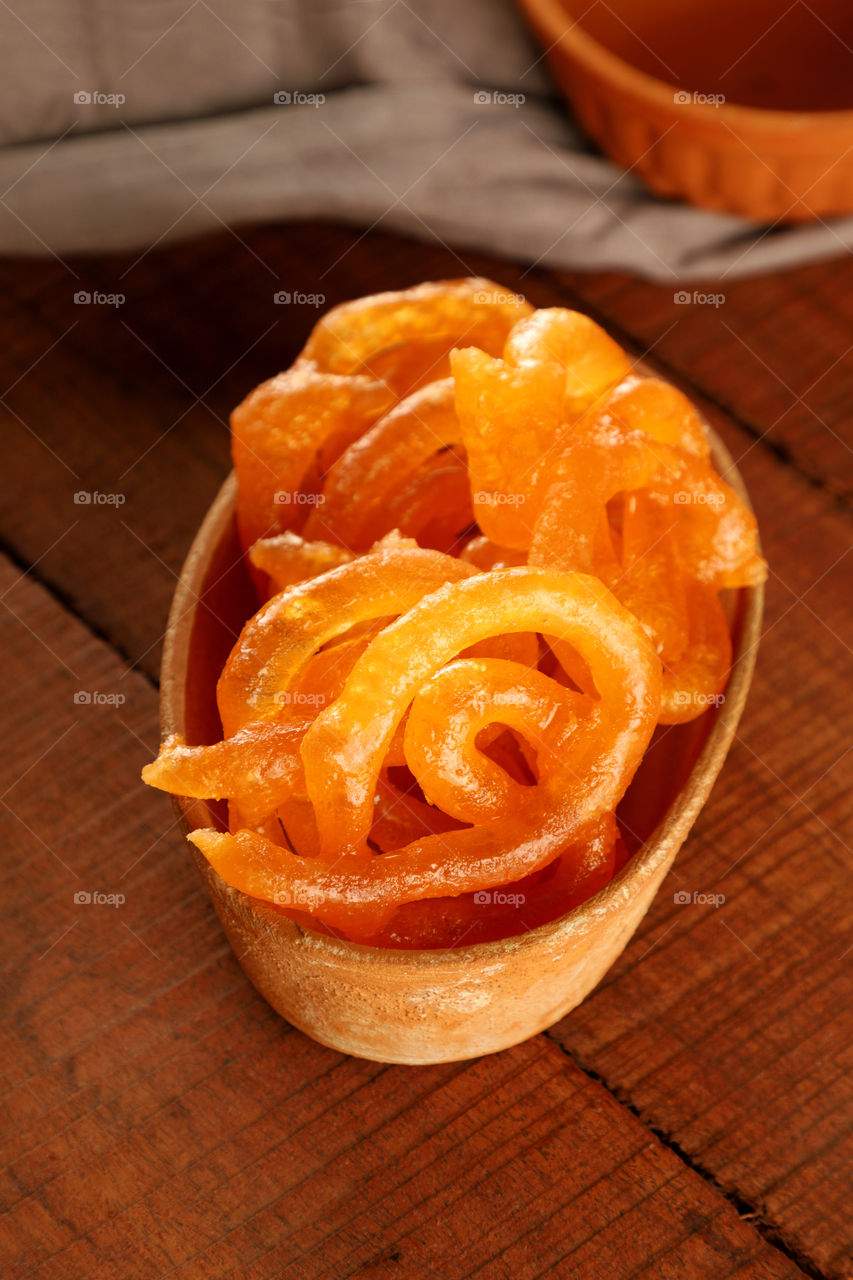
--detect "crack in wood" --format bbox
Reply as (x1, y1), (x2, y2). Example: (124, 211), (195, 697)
(544, 1030), (831, 1280)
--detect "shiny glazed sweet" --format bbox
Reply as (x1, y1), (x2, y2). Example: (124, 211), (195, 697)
(143, 278), (766, 950)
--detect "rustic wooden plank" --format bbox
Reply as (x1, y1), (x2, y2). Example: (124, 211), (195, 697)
(0, 556), (809, 1280)
(1, 222), (851, 1276)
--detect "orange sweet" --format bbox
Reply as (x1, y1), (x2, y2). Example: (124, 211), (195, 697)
(304, 379), (469, 553)
(451, 308), (631, 548)
(528, 378), (764, 721)
(193, 569), (660, 939)
(231, 370), (393, 553)
(216, 543), (476, 736)
(362, 813), (620, 949)
(249, 531), (352, 595)
(143, 283), (767, 948)
(297, 277), (532, 395)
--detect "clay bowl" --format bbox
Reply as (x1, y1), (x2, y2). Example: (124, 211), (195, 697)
(159, 431), (762, 1066)
(517, 0), (853, 221)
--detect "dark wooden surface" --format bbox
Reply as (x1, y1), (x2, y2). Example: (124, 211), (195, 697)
(0, 221), (851, 1280)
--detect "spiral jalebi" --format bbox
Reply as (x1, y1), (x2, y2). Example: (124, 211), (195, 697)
(143, 279), (766, 946)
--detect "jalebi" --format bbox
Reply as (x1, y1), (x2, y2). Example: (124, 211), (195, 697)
(143, 279), (766, 946)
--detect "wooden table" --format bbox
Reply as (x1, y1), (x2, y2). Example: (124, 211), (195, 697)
(1, 221), (851, 1280)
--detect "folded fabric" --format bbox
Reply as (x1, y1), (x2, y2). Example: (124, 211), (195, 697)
(0, 0), (850, 280)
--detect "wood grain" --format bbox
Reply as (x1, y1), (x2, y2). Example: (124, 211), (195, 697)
(1, 220), (851, 1278)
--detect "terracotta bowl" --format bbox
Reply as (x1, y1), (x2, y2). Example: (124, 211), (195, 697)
(159, 430), (762, 1065)
(517, 0), (853, 221)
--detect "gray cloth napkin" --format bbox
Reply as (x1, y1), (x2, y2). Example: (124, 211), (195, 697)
(1, 0), (850, 280)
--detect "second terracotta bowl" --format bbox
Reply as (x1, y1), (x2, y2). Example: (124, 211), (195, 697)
(517, 0), (853, 222)
(159, 432), (762, 1065)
